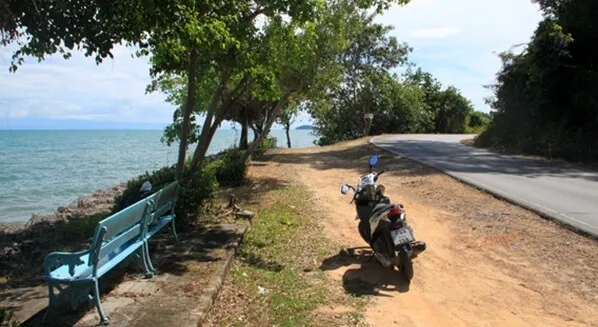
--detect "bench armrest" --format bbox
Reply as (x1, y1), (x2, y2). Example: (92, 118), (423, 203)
(44, 250), (90, 277)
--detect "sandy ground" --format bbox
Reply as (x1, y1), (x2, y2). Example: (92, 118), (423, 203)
(247, 138), (598, 327)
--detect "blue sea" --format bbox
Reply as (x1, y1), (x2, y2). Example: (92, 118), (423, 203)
(0, 129), (317, 223)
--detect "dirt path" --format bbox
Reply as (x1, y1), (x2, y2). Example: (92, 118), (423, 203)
(248, 139), (598, 327)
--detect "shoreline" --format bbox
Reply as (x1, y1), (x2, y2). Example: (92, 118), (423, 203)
(0, 183), (126, 232)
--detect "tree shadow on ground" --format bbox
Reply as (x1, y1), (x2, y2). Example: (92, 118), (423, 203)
(21, 263), (140, 327)
(238, 252), (284, 273)
(18, 225), (238, 326)
(261, 143), (437, 179)
(374, 139), (598, 183)
(150, 226), (237, 276)
(217, 176), (293, 208)
(320, 247), (410, 297)
(264, 139), (598, 183)
(0, 214), (108, 289)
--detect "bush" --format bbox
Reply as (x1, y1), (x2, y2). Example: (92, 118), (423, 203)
(56, 212), (109, 242)
(249, 136), (278, 157)
(176, 164), (219, 225)
(113, 146), (249, 226)
(112, 166), (176, 213)
(207, 149), (247, 184)
(466, 111), (491, 134)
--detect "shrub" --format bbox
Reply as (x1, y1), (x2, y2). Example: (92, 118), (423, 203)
(56, 212), (109, 243)
(113, 146), (249, 226)
(112, 166), (176, 213)
(207, 149), (247, 184)
(249, 136), (278, 157)
(176, 164), (219, 225)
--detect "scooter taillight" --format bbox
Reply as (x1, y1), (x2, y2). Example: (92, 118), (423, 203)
(388, 206), (403, 219)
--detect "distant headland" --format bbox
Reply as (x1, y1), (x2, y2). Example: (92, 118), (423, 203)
(295, 125), (314, 130)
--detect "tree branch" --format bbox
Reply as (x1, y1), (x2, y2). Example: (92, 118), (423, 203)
(246, 7), (267, 21)
(242, 90), (295, 163)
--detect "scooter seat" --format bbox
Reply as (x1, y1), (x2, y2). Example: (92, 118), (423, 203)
(371, 203), (394, 218)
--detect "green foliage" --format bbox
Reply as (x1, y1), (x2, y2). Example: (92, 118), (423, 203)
(311, 65), (477, 145)
(479, 0), (598, 161)
(112, 147), (248, 224)
(207, 149), (247, 184)
(306, 6), (478, 145)
(56, 212), (108, 242)
(0, 307), (21, 327)
(435, 87), (474, 134)
(177, 164), (219, 224)
(467, 111), (491, 133)
(112, 166), (176, 213)
(249, 136), (278, 156)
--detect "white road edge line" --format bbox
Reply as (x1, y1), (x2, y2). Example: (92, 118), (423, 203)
(370, 136), (598, 237)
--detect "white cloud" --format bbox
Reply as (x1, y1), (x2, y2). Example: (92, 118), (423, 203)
(0, 0), (543, 127)
(410, 27), (461, 39)
(0, 44), (172, 127)
(7, 109), (29, 118)
(379, 0), (543, 112)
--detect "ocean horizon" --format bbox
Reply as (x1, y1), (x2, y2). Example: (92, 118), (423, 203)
(0, 129), (317, 223)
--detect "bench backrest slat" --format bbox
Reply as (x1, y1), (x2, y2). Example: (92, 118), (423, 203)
(99, 198), (150, 241)
(150, 182), (178, 224)
(89, 193), (157, 268)
(98, 223), (142, 260)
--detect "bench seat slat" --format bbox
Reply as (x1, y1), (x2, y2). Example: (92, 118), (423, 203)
(47, 253), (91, 281)
(147, 214), (175, 238)
(47, 239), (145, 282)
(96, 239), (144, 277)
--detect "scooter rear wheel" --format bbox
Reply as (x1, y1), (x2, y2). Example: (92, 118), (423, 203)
(399, 250), (414, 281)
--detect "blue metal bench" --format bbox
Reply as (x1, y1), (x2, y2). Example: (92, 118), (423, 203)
(143, 181), (180, 273)
(42, 192), (158, 325)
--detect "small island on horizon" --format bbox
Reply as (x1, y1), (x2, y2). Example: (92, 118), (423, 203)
(295, 125), (314, 130)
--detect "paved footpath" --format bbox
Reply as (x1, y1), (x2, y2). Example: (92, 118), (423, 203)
(6, 224), (246, 327)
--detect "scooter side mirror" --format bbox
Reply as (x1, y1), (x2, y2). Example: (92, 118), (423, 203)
(369, 155), (379, 172)
(369, 155), (379, 167)
(341, 184), (351, 195)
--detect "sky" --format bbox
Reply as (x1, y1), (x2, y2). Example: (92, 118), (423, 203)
(0, 0), (543, 130)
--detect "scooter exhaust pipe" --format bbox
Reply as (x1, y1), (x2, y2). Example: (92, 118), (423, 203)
(411, 241), (427, 258)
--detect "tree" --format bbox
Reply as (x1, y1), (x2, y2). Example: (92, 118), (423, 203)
(278, 102), (299, 148)
(1, 0), (255, 178)
(307, 7), (411, 143)
(434, 87), (474, 133)
(478, 0), (598, 161)
(467, 111), (491, 133)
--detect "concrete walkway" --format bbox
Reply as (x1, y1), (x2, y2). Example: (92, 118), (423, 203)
(9, 224), (246, 327)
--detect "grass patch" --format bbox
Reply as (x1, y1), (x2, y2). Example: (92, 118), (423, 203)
(215, 186), (366, 326)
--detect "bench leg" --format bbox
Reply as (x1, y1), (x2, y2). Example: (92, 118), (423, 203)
(171, 218), (180, 243)
(93, 280), (110, 325)
(135, 247), (154, 277)
(42, 282), (56, 323)
(140, 244), (157, 275)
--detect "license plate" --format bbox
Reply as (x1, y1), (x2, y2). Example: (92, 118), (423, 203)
(391, 227), (414, 245)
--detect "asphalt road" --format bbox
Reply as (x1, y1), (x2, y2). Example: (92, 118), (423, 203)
(371, 134), (598, 237)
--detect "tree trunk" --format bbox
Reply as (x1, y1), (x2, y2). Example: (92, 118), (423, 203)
(190, 74), (249, 171)
(250, 126), (259, 142)
(188, 75), (228, 172)
(285, 122), (292, 148)
(175, 49), (199, 179)
(239, 110), (249, 150)
(242, 91), (294, 163)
